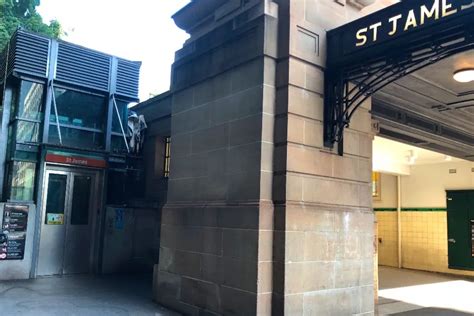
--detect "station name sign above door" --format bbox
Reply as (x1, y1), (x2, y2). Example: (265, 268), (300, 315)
(350, 0), (473, 51)
(46, 153), (107, 168)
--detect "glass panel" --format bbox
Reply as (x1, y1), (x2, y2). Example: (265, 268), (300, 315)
(15, 120), (40, 143)
(9, 161), (36, 201)
(70, 175), (92, 225)
(106, 170), (126, 205)
(11, 150), (37, 161)
(9, 86), (19, 122)
(111, 135), (127, 154)
(112, 100), (129, 133)
(49, 125), (104, 149)
(6, 125), (13, 159)
(0, 84), (4, 114)
(44, 174), (67, 225)
(17, 81), (44, 120)
(51, 88), (106, 130)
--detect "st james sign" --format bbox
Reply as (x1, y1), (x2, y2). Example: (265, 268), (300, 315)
(324, 0), (474, 153)
(327, 0), (474, 63)
(355, 0), (473, 48)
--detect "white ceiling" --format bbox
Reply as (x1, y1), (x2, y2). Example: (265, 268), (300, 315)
(373, 136), (466, 175)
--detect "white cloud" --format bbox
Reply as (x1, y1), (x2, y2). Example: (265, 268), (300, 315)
(38, 0), (190, 101)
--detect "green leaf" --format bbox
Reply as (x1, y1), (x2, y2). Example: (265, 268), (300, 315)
(0, 0), (62, 51)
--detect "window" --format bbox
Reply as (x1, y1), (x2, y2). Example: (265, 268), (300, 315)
(49, 87), (106, 149)
(164, 137), (171, 178)
(70, 175), (92, 225)
(15, 120), (41, 143)
(44, 174), (67, 225)
(110, 99), (129, 154)
(112, 100), (128, 133)
(111, 135), (128, 154)
(16, 81), (44, 120)
(7, 161), (36, 201)
(10, 81), (44, 144)
(106, 170), (127, 205)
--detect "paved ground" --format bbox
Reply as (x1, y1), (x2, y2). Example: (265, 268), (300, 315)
(0, 274), (179, 316)
(2, 267), (473, 315)
(377, 266), (474, 315)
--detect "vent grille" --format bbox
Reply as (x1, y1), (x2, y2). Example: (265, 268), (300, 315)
(379, 128), (426, 145)
(439, 127), (474, 146)
(116, 59), (141, 98)
(406, 115), (436, 133)
(372, 102), (399, 120)
(8, 31), (49, 78)
(56, 42), (110, 91)
(1, 30), (140, 99)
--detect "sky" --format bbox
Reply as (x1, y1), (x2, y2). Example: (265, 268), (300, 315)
(37, 0), (190, 102)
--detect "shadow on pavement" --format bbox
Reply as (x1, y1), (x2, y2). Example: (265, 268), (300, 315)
(392, 307), (472, 315)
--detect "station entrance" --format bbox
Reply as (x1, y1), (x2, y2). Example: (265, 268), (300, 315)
(323, 0), (474, 313)
(372, 135), (474, 314)
(37, 166), (103, 276)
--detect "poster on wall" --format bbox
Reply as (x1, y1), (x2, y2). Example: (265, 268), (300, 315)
(0, 204), (29, 261)
(47, 213), (64, 225)
(372, 172), (381, 201)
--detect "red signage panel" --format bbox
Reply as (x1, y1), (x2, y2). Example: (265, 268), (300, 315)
(45, 153), (107, 168)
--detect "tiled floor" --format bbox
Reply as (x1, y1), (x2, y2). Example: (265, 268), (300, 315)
(377, 266), (474, 315)
(0, 274), (178, 316)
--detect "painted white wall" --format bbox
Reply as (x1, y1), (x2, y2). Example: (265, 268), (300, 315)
(373, 173), (398, 208)
(373, 159), (410, 176)
(375, 162), (474, 208)
(401, 161), (474, 208)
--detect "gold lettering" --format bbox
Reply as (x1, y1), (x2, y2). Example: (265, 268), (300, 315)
(420, 0), (439, 25)
(369, 22), (383, 42)
(404, 9), (418, 30)
(388, 14), (403, 35)
(442, 0), (458, 17)
(356, 28), (368, 46)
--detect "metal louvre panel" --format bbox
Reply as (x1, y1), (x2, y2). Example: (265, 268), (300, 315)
(116, 59), (140, 99)
(441, 127), (474, 146)
(379, 128), (427, 145)
(6, 33), (17, 77)
(10, 31), (49, 78)
(0, 49), (6, 83)
(56, 42), (110, 91)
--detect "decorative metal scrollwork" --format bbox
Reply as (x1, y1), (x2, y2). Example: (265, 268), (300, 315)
(324, 12), (474, 155)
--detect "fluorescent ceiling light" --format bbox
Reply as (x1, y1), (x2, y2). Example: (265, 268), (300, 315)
(453, 69), (474, 83)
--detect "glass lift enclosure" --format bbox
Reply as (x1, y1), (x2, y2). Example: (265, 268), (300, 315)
(0, 30), (142, 277)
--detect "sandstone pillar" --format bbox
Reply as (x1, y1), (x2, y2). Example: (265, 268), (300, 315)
(272, 1), (375, 314)
(155, 1), (279, 314)
(155, 0), (376, 315)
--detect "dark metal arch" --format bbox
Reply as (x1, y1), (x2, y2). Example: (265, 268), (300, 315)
(324, 0), (474, 155)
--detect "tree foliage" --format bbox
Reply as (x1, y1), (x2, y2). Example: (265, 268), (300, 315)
(0, 0), (61, 51)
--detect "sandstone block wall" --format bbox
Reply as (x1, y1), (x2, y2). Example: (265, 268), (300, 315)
(154, 0), (377, 314)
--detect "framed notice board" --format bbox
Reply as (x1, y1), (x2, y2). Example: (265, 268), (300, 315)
(0, 204), (29, 260)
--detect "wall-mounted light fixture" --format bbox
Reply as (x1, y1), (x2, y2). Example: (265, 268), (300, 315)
(406, 150), (417, 165)
(453, 69), (474, 83)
